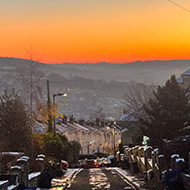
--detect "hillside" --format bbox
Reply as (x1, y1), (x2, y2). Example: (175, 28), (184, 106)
(1, 57), (190, 119)
(1, 57), (190, 84)
(51, 60), (190, 84)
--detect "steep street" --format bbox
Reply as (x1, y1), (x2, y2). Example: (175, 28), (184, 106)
(65, 168), (136, 190)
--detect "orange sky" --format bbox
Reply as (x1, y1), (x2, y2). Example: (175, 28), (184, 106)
(1, 0), (190, 63)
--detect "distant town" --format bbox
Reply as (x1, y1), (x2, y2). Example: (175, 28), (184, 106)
(0, 57), (190, 190)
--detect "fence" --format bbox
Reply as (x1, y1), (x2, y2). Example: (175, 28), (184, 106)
(123, 146), (164, 180)
(119, 145), (190, 189)
(0, 154), (45, 190)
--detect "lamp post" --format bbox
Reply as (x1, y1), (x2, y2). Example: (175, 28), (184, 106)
(53, 93), (67, 137)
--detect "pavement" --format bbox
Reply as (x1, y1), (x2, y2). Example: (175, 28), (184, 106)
(50, 168), (82, 190)
(108, 167), (149, 190)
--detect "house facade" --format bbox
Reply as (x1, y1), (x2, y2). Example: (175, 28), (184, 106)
(55, 120), (121, 155)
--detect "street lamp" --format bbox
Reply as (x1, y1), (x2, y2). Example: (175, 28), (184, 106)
(53, 93), (67, 137)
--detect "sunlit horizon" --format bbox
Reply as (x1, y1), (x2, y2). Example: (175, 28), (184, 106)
(2, 56), (190, 65)
(1, 0), (190, 64)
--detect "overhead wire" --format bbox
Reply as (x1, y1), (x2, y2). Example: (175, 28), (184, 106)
(168, 0), (190, 14)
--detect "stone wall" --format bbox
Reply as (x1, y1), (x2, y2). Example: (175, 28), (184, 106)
(0, 181), (8, 190)
(181, 173), (190, 190)
(28, 172), (41, 189)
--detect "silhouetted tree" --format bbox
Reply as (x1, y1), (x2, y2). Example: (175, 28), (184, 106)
(33, 132), (81, 163)
(67, 141), (81, 165)
(0, 89), (32, 154)
(141, 75), (190, 148)
(43, 133), (64, 161)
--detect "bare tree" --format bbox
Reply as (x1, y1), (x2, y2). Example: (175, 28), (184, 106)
(34, 99), (59, 125)
(122, 81), (157, 119)
(89, 105), (106, 121)
(16, 44), (44, 116)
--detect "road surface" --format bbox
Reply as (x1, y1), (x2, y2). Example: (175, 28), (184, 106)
(64, 168), (136, 190)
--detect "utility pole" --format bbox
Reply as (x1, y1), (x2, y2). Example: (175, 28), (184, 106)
(47, 80), (53, 132)
(53, 94), (56, 137)
(113, 126), (116, 157)
(29, 60), (33, 117)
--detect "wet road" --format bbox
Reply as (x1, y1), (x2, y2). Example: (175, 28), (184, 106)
(65, 168), (136, 190)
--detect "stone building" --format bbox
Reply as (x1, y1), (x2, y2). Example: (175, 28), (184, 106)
(118, 111), (142, 147)
(55, 119), (121, 155)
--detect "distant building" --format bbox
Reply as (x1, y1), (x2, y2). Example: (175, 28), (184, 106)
(118, 111), (142, 146)
(118, 120), (142, 147)
(120, 110), (136, 122)
(177, 68), (190, 88)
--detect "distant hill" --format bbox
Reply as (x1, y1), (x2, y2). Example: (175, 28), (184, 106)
(1, 57), (190, 119)
(0, 57), (190, 84)
(51, 60), (190, 84)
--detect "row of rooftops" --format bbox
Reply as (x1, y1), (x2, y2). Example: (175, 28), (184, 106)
(34, 114), (130, 135)
(55, 120), (97, 134)
(54, 117), (124, 135)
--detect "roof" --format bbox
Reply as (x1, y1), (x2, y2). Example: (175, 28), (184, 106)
(182, 69), (190, 76)
(33, 121), (46, 133)
(56, 118), (99, 134)
(56, 121), (94, 134)
(120, 114), (136, 121)
(176, 76), (183, 83)
(1, 152), (24, 156)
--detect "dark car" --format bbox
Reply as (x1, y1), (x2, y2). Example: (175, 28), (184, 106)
(85, 159), (99, 169)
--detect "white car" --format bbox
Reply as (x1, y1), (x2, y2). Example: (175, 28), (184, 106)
(106, 155), (114, 166)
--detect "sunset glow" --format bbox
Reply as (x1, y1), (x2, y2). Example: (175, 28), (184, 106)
(1, 0), (190, 63)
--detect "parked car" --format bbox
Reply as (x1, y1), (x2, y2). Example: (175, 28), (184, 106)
(79, 159), (87, 168)
(85, 159), (99, 168)
(97, 157), (107, 167)
(61, 160), (68, 170)
(106, 155), (114, 166)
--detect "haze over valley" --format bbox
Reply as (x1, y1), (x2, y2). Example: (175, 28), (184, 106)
(1, 57), (190, 119)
